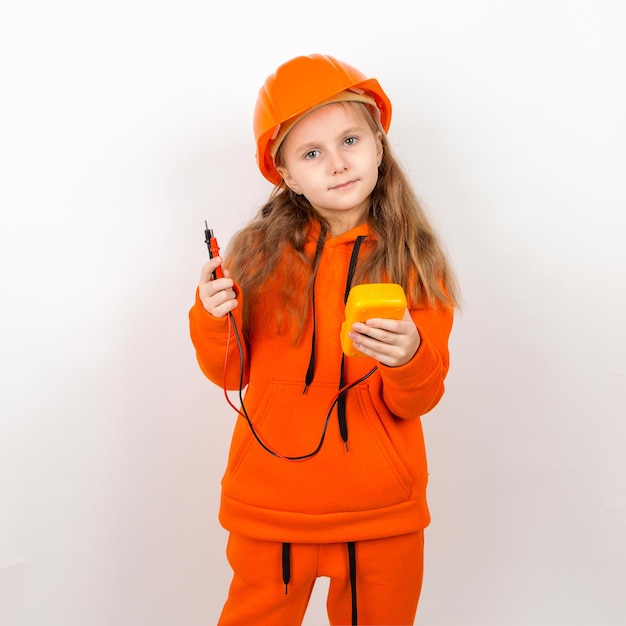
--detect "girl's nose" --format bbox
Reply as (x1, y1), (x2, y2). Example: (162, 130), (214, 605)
(330, 151), (347, 174)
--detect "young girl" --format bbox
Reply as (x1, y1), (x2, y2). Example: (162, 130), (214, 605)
(189, 53), (458, 626)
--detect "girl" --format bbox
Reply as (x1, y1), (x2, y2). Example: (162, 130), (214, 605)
(190, 54), (458, 626)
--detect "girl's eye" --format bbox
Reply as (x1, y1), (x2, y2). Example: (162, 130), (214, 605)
(304, 150), (320, 160)
(344, 136), (357, 146)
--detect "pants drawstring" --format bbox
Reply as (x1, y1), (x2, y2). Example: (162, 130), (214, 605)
(282, 543), (291, 594)
(281, 541), (358, 623)
(347, 541), (358, 625)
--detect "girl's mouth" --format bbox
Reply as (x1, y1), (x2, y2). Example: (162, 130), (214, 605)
(331, 180), (356, 190)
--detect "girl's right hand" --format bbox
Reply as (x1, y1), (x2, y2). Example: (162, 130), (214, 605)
(198, 257), (239, 318)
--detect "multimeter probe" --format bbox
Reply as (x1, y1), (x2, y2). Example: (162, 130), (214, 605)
(204, 221), (224, 279)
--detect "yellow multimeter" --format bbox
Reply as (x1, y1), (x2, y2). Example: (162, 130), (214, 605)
(340, 283), (407, 357)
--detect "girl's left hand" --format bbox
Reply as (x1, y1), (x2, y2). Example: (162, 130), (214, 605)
(348, 309), (421, 367)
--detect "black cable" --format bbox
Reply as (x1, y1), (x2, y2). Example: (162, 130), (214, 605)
(206, 226), (375, 462)
(227, 311), (376, 461)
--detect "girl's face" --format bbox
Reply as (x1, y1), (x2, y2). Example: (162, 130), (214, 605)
(276, 102), (383, 235)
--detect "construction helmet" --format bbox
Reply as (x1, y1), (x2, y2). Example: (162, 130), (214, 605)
(254, 54), (392, 185)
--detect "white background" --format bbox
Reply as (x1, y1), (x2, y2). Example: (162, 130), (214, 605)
(1, 1), (625, 625)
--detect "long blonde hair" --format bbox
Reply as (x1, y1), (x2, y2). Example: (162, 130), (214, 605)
(226, 102), (459, 339)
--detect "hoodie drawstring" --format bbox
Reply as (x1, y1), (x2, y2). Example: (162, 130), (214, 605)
(303, 228), (328, 394)
(281, 541), (358, 624)
(337, 236), (367, 448)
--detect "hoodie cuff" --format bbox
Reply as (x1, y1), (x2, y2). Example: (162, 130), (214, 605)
(379, 334), (444, 391)
(189, 288), (231, 335)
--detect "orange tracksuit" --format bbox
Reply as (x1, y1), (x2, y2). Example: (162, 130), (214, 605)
(189, 223), (453, 625)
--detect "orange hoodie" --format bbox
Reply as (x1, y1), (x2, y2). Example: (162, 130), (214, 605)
(189, 223), (453, 544)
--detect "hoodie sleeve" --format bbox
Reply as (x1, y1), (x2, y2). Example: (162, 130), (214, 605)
(377, 304), (454, 419)
(188, 288), (249, 390)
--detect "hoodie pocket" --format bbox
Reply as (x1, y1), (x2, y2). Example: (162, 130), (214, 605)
(223, 380), (415, 513)
(352, 385), (413, 493)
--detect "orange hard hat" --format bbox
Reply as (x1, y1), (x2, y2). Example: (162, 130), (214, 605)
(254, 54), (392, 185)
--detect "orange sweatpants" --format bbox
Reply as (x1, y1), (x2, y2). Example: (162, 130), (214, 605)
(218, 530), (424, 626)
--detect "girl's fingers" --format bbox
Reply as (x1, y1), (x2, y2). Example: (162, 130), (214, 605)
(349, 309), (421, 366)
(199, 258), (225, 284)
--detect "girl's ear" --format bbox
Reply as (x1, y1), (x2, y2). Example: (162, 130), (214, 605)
(376, 131), (383, 166)
(276, 165), (302, 195)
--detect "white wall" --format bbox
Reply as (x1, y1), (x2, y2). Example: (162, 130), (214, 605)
(1, 1), (624, 624)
